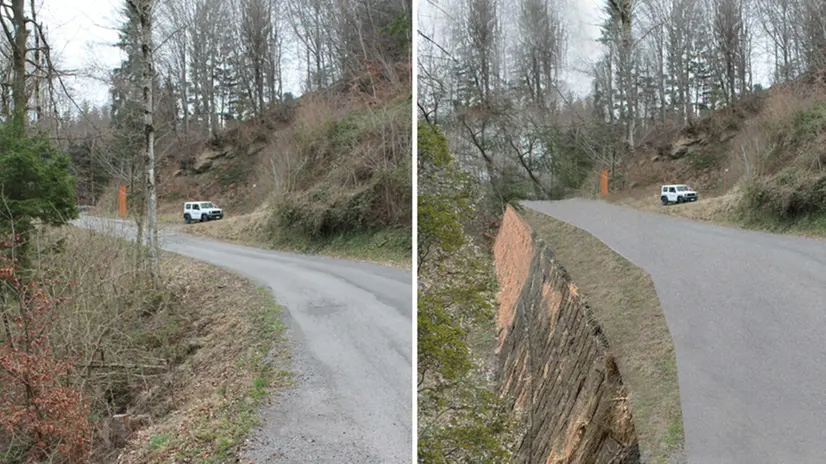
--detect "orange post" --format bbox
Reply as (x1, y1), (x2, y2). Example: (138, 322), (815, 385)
(723, 168), (728, 195)
(599, 169), (609, 197)
(117, 185), (128, 218)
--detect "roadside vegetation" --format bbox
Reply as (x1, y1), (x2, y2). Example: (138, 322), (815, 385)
(1, 222), (290, 463)
(3, 0), (408, 461)
(417, 122), (514, 462)
(0, 4), (291, 461)
(0, 125), (290, 463)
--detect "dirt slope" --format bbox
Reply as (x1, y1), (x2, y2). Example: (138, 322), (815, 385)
(605, 74), (826, 204)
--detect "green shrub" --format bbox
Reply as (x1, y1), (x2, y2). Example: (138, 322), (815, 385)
(270, 98), (411, 239)
(739, 167), (826, 221)
(417, 121), (513, 462)
(0, 124), (78, 240)
(792, 101), (826, 142)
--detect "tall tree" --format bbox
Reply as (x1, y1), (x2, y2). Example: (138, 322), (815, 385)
(9, 0), (26, 132)
(603, 0), (637, 152)
(516, 0), (564, 110)
(710, 0), (752, 104)
(125, 0), (160, 287)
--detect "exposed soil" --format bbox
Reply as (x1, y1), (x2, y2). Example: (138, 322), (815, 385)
(492, 206), (534, 351)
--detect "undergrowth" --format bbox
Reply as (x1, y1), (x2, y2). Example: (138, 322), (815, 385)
(267, 225), (411, 266)
(163, 287), (290, 463)
(739, 168), (826, 223)
(0, 227), (290, 463)
(272, 96), (412, 240)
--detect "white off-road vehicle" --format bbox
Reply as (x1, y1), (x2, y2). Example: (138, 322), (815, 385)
(183, 201), (224, 223)
(660, 184), (698, 205)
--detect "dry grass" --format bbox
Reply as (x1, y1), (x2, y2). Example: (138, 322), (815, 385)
(19, 227), (290, 463)
(613, 190), (742, 225)
(180, 210), (270, 245)
(178, 211), (411, 269)
(522, 208), (685, 464)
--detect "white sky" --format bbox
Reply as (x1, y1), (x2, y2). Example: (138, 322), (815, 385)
(558, 0), (605, 96)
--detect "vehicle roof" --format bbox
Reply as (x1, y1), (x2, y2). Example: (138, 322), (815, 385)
(661, 184), (690, 187)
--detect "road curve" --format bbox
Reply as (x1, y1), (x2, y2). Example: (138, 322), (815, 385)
(523, 199), (826, 464)
(74, 216), (412, 463)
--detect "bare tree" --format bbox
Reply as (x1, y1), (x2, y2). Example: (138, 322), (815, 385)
(288, 0), (335, 91)
(710, 0), (752, 104)
(756, 0), (800, 81)
(602, 0), (637, 152)
(159, 0), (194, 133)
(798, 0), (826, 70)
(239, 0), (272, 114)
(462, 0), (499, 102)
(516, 0), (565, 110)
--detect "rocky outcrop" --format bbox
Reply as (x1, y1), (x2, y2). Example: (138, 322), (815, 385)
(668, 135), (706, 159)
(493, 207), (639, 464)
(191, 142), (267, 174)
(193, 147), (227, 173)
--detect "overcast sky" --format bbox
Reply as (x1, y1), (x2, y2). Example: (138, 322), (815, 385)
(39, 0), (123, 106)
(40, 0), (599, 111)
(418, 0), (605, 97)
(37, 0), (305, 110)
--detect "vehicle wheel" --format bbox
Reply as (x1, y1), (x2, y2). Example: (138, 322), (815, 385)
(200, 215), (206, 222)
(184, 214), (191, 224)
(676, 196), (683, 204)
(661, 196), (668, 206)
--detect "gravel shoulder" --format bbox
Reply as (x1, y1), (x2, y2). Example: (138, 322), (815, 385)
(523, 199), (826, 464)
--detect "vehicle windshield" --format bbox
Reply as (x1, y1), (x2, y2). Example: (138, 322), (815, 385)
(200, 202), (214, 208)
(676, 186), (690, 191)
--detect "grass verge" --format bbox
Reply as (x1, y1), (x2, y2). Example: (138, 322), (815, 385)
(522, 208), (685, 464)
(612, 190), (826, 243)
(181, 211), (411, 269)
(123, 281), (291, 464)
(268, 227), (411, 267)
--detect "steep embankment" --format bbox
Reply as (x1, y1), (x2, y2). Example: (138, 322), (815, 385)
(605, 74), (826, 234)
(493, 206), (683, 463)
(151, 72), (411, 266)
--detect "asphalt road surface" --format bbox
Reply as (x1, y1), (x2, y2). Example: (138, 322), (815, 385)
(524, 199), (826, 464)
(74, 216), (412, 463)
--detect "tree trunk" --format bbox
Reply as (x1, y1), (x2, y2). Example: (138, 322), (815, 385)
(31, 0), (42, 124)
(181, 36), (189, 133)
(137, 0), (161, 289)
(11, 0), (26, 133)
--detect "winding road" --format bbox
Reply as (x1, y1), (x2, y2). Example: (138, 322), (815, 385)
(74, 216), (412, 463)
(523, 199), (826, 464)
